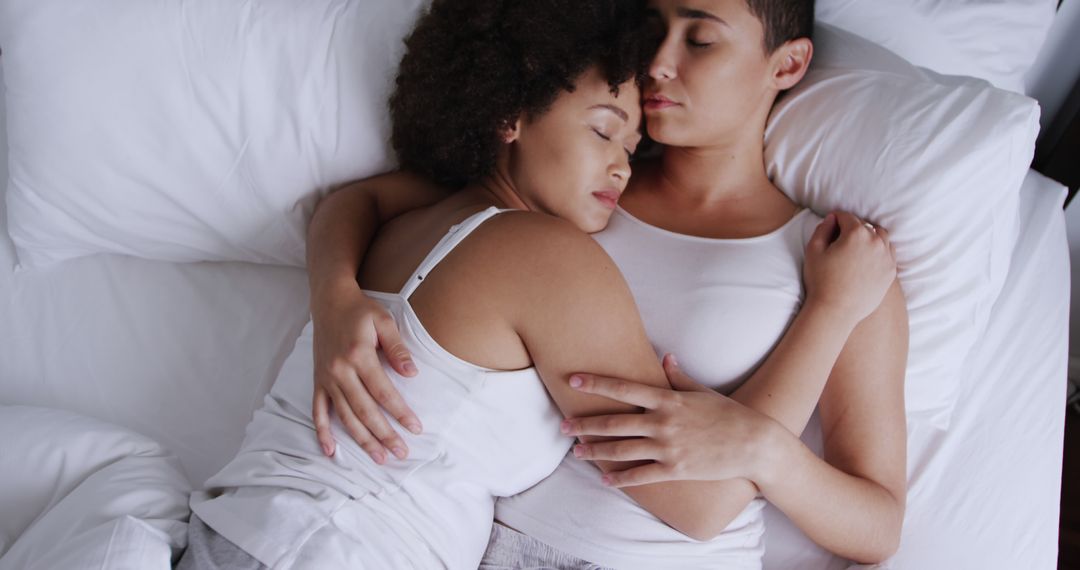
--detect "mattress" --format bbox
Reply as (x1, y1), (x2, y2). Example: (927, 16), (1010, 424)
(0, 69), (1069, 565)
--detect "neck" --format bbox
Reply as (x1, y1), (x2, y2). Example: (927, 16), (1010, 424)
(469, 167), (530, 212)
(655, 128), (775, 206)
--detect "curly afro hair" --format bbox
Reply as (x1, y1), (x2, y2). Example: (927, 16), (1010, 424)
(389, 0), (650, 189)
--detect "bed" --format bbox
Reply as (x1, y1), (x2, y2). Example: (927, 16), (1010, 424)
(0, 0), (1070, 568)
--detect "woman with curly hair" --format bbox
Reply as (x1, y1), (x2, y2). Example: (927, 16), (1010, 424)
(304, 0), (908, 568)
(180, 1), (652, 567)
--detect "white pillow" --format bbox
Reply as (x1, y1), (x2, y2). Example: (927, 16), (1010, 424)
(765, 24), (1040, 428)
(816, 0), (1057, 94)
(0, 0), (429, 269)
(0, 406), (191, 570)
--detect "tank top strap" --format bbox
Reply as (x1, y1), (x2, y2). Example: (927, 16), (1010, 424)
(399, 206), (509, 299)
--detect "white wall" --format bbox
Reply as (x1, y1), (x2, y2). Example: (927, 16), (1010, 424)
(1026, 1), (1080, 372)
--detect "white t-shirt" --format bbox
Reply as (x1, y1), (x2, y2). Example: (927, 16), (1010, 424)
(495, 206), (821, 570)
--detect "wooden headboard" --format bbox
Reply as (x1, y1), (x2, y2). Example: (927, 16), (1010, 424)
(1034, 73), (1080, 207)
(1034, 1), (1079, 207)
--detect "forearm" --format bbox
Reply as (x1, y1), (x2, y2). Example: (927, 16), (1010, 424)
(306, 172), (448, 305)
(623, 301), (889, 543)
(757, 425), (904, 563)
(620, 477), (759, 541)
(306, 184), (381, 304)
(730, 301), (857, 436)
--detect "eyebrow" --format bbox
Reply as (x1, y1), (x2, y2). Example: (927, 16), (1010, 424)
(675, 7), (730, 27)
(590, 104), (629, 122)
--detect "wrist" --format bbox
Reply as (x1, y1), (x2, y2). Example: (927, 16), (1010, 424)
(801, 295), (862, 334)
(751, 418), (799, 493)
(310, 272), (362, 314)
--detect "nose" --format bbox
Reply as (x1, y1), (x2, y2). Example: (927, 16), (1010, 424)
(648, 34), (678, 81)
(610, 152), (631, 188)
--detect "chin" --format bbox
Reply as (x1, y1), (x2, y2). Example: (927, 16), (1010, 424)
(646, 120), (686, 146)
(584, 213), (614, 234)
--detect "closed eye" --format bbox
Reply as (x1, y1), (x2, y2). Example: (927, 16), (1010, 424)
(593, 128), (612, 142)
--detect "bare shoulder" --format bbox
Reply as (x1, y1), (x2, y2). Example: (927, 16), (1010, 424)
(429, 209), (627, 315)
(465, 211), (616, 277)
(346, 170), (447, 193)
(337, 170), (453, 215)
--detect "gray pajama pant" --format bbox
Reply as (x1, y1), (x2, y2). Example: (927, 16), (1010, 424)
(478, 522), (615, 570)
(175, 516), (267, 570)
(176, 516), (610, 569)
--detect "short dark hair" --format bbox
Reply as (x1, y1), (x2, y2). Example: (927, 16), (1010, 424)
(390, 0), (649, 188)
(745, 0), (815, 53)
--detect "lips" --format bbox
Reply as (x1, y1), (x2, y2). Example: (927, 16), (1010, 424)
(592, 190), (620, 209)
(644, 94), (679, 111)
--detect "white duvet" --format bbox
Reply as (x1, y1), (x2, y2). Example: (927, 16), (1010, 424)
(0, 406), (190, 570)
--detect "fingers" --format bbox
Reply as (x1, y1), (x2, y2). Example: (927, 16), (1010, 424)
(872, 225), (889, 244)
(832, 211), (894, 257)
(601, 462), (675, 488)
(373, 314), (418, 378)
(561, 413), (655, 438)
(568, 374), (666, 409)
(573, 439), (661, 462)
(807, 212), (838, 254)
(336, 368), (411, 460)
(328, 385), (386, 465)
(832, 211), (867, 236)
(352, 356), (423, 437)
(834, 212), (881, 246)
(662, 354), (709, 393)
(872, 226), (897, 263)
(313, 386), (336, 457)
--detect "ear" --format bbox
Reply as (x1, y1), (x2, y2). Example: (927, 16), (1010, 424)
(771, 37), (813, 91)
(500, 117), (522, 144)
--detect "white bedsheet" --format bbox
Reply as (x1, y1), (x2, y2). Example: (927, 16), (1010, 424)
(0, 65), (1068, 564)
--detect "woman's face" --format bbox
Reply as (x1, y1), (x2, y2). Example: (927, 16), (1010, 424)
(642, 0), (781, 148)
(504, 67), (642, 233)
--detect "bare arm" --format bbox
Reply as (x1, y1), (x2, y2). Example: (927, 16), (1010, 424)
(757, 281), (908, 562)
(306, 172), (449, 459)
(307, 172), (448, 305)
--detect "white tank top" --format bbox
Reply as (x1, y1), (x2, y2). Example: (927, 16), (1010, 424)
(190, 207), (574, 569)
(495, 206), (821, 570)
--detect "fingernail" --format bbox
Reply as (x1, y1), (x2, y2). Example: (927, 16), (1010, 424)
(601, 475), (613, 487)
(392, 447), (407, 460)
(403, 361), (417, 375)
(569, 375), (584, 388)
(560, 420), (572, 434)
(573, 444), (588, 458)
(372, 451), (386, 465)
(406, 422), (423, 435)
(321, 442), (333, 457)
(668, 353), (679, 368)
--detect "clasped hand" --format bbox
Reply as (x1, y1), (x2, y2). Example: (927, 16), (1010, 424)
(561, 354), (780, 488)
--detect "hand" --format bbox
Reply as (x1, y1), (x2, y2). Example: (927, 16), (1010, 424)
(804, 211), (897, 326)
(560, 355), (781, 488)
(311, 279), (423, 463)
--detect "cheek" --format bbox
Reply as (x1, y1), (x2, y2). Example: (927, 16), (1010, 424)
(683, 59), (769, 125)
(546, 136), (595, 185)
(517, 134), (595, 206)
